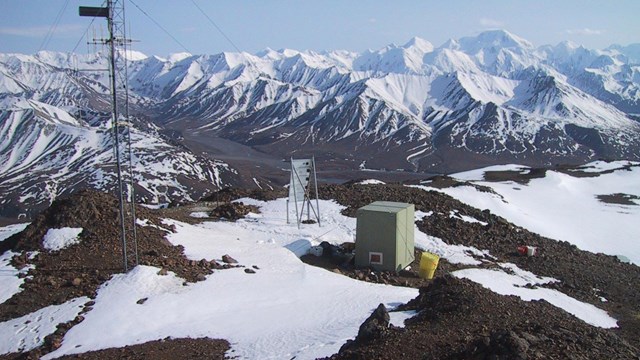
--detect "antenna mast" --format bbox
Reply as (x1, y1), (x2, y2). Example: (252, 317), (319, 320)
(80, 0), (138, 272)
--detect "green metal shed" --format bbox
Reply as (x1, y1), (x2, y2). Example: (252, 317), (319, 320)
(355, 201), (415, 272)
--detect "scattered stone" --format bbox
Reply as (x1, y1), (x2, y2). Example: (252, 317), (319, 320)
(244, 269), (256, 274)
(146, 249), (159, 257)
(136, 298), (148, 305)
(252, 265), (259, 270)
(157, 268), (168, 276)
(209, 202), (260, 221)
(71, 278), (82, 287)
(222, 254), (238, 264)
(199, 259), (210, 268)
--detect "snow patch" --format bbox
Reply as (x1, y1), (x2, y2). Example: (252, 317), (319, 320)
(413, 161), (640, 265)
(389, 310), (418, 328)
(42, 228), (83, 251)
(453, 268), (618, 328)
(358, 179), (386, 185)
(45, 199), (418, 360)
(0, 297), (88, 354)
(0, 251), (31, 305)
(449, 210), (488, 226)
(0, 223), (29, 242)
(189, 212), (209, 218)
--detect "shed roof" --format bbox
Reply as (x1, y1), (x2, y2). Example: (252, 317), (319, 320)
(358, 201), (413, 214)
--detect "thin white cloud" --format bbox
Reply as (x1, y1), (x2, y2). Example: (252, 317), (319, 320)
(480, 17), (503, 28)
(0, 24), (84, 38)
(566, 28), (603, 36)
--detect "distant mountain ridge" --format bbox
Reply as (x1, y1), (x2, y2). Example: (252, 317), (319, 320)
(1, 29), (640, 217)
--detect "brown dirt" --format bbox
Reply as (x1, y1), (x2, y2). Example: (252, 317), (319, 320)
(314, 182), (640, 357)
(482, 167), (547, 184)
(0, 338), (229, 360)
(56, 337), (229, 360)
(208, 202), (261, 221)
(0, 190), (229, 322)
(321, 276), (639, 360)
(0, 190), (238, 358)
(2, 179), (640, 359)
(301, 247), (469, 289)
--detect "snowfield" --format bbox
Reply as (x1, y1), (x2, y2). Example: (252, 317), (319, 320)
(0, 297), (88, 354)
(1, 164), (634, 358)
(413, 160), (640, 265)
(44, 200), (419, 360)
(0, 223), (31, 304)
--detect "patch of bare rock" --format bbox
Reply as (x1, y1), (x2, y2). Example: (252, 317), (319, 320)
(322, 276), (638, 360)
(2, 180), (640, 359)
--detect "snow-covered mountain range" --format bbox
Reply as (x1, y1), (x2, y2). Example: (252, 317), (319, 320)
(1, 29), (640, 217)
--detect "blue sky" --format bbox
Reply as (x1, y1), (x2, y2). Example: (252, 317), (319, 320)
(1, 0), (638, 56)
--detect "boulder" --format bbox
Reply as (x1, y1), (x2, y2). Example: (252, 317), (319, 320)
(355, 303), (390, 343)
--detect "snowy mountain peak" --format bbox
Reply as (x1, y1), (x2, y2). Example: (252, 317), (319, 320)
(256, 47), (282, 60)
(456, 29), (534, 53)
(557, 40), (581, 51)
(117, 49), (148, 61)
(403, 37), (434, 52)
(1, 30), (640, 220)
(166, 52), (193, 63)
(607, 43), (640, 64)
(278, 48), (302, 57)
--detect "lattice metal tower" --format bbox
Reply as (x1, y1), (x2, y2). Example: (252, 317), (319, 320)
(80, 0), (138, 272)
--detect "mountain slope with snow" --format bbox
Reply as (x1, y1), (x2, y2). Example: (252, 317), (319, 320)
(0, 95), (237, 218)
(2, 30), (640, 217)
(417, 160), (640, 264)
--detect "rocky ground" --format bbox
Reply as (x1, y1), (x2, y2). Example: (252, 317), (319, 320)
(321, 276), (638, 360)
(317, 182), (640, 358)
(0, 176), (639, 359)
(0, 190), (241, 359)
(0, 338), (229, 360)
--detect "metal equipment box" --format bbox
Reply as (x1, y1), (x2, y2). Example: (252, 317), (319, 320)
(355, 201), (415, 271)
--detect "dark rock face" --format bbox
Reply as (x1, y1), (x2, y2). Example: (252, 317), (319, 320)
(324, 276), (639, 360)
(355, 304), (390, 343)
(338, 303), (391, 354)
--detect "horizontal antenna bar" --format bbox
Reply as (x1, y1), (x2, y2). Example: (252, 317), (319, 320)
(79, 6), (109, 18)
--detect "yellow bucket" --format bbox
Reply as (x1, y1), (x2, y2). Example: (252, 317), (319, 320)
(418, 252), (440, 280)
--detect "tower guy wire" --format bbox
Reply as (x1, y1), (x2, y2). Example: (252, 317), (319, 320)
(128, 0), (191, 53)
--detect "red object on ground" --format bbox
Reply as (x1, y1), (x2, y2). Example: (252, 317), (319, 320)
(517, 246), (528, 256)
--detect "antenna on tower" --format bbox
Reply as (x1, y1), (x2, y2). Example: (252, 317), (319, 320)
(80, 0), (138, 272)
